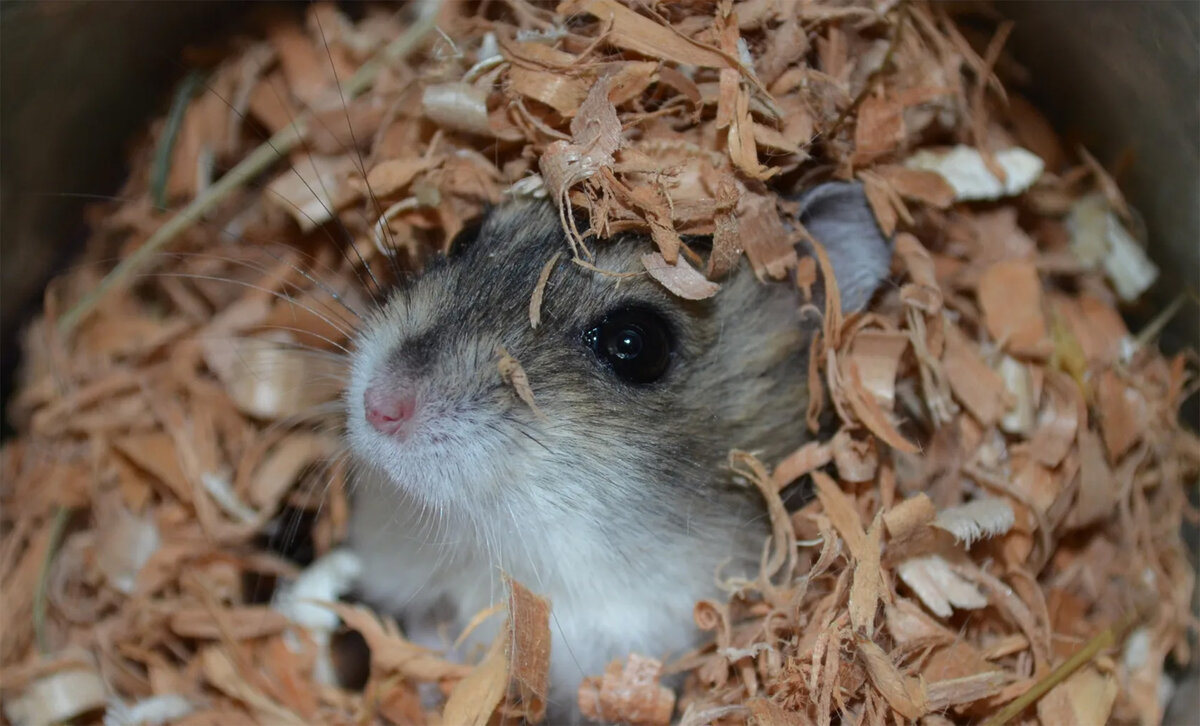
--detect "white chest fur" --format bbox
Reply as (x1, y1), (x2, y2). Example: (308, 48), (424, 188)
(346, 468), (734, 715)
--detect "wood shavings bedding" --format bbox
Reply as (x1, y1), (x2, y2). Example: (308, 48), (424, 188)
(1, 2), (1196, 725)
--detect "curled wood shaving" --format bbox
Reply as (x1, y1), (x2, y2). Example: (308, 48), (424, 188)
(1070, 429), (1119, 529)
(729, 85), (776, 180)
(847, 329), (909, 408)
(926, 671), (1011, 711)
(874, 166), (956, 209)
(732, 452), (797, 594)
(509, 66), (589, 116)
(169, 607), (290, 640)
(942, 320), (1011, 426)
(812, 471), (868, 561)
(539, 76), (624, 255)
(853, 95), (905, 165)
(771, 440), (832, 492)
(997, 354), (1037, 435)
(496, 346), (545, 419)
(1067, 192), (1159, 301)
(446, 638), (511, 724)
(363, 157), (435, 197)
(1036, 667), (1119, 726)
(200, 646), (305, 725)
(894, 232), (943, 313)
(839, 356), (920, 455)
(267, 155), (358, 231)
(95, 505), (160, 595)
(422, 82), (493, 137)
(578, 654), (675, 726)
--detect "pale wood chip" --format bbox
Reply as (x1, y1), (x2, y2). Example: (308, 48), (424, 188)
(641, 251), (720, 300)
(529, 251), (563, 328)
(496, 346), (545, 419)
(578, 654), (675, 726)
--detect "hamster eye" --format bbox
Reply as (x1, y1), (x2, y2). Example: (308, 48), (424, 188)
(583, 307), (673, 384)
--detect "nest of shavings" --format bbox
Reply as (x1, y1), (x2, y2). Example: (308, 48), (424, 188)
(2, 1), (1198, 724)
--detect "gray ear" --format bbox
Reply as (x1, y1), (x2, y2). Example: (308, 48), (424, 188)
(793, 182), (893, 314)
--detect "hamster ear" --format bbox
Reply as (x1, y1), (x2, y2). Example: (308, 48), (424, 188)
(793, 181), (893, 314)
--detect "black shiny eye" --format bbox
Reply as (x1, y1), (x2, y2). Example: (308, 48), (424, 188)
(583, 307), (673, 384)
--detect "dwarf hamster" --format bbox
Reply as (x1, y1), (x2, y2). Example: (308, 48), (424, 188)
(343, 182), (892, 720)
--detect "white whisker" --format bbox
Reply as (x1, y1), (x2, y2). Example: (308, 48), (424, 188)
(145, 272), (357, 339)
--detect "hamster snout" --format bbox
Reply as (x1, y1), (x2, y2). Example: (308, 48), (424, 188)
(343, 184), (891, 719)
(362, 387), (416, 437)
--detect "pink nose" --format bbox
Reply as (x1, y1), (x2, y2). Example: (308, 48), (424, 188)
(364, 388), (417, 436)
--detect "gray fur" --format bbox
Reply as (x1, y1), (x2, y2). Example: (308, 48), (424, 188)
(343, 188), (890, 721)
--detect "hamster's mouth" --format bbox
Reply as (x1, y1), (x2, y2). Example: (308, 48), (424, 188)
(345, 395), (527, 505)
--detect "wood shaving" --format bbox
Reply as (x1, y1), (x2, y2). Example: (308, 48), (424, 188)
(561, 0), (736, 70)
(896, 555), (990, 619)
(2, 3), (1195, 726)
(422, 82), (493, 137)
(882, 493), (936, 540)
(496, 346), (545, 420)
(503, 577), (552, 723)
(1067, 192), (1160, 301)
(529, 251), (563, 329)
(3, 649), (107, 726)
(906, 145), (1044, 201)
(641, 251), (721, 300)
(578, 654), (675, 726)
(443, 577), (551, 724)
(932, 498), (1016, 547)
(977, 258), (1051, 357)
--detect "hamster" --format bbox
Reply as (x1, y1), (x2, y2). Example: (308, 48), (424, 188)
(343, 182), (892, 720)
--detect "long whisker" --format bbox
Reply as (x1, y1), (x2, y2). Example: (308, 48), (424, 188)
(261, 75), (387, 297)
(160, 250), (365, 325)
(500, 497), (588, 687)
(48, 191), (370, 322)
(505, 419), (554, 455)
(310, 9), (406, 284)
(145, 272), (356, 339)
(201, 327), (352, 360)
(202, 76), (386, 299)
(273, 444), (347, 557)
(235, 182), (383, 311)
(196, 267), (358, 341)
(247, 325), (353, 357)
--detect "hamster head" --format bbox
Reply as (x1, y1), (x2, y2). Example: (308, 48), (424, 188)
(344, 182), (891, 567)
